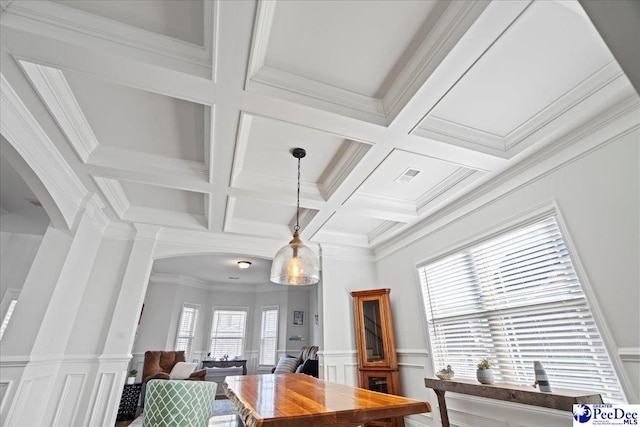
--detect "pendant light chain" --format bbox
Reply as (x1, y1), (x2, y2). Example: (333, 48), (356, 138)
(295, 155), (301, 232)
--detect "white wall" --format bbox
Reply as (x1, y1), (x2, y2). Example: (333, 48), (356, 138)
(375, 129), (640, 426)
(319, 246), (378, 386)
(0, 232), (42, 299)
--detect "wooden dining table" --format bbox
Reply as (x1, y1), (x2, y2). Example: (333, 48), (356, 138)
(223, 374), (431, 427)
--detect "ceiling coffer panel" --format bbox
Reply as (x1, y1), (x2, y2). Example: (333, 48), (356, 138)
(413, 0), (617, 157)
(246, 1), (486, 124)
(225, 196), (318, 240)
(53, 0), (206, 46)
(232, 113), (369, 201)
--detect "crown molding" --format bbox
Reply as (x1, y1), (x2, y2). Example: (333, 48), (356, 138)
(103, 222), (135, 241)
(246, 0), (277, 84)
(313, 229), (371, 249)
(368, 220), (405, 246)
(345, 192), (417, 220)
(382, 0), (490, 122)
(416, 60), (626, 159)
(319, 140), (371, 200)
(0, 72), (87, 229)
(19, 60), (99, 163)
(89, 146), (208, 182)
(233, 171), (324, 203)
(246, 1), (489, 127)
(4, 0), (213, 76)
(124, 207), (207, 231)
(81, 193), (109, 235)
(132, 223), (162, 242)
(249, 65), (386, 119)
(319, 243), (375, 263)
(92, 177), (129, 219)
(374, 96), (640, 259)
(416, 168), (484, 214)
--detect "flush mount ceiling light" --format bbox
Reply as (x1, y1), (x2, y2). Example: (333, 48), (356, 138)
(237, 261), (252, 269)
(270, 148), (320, 286)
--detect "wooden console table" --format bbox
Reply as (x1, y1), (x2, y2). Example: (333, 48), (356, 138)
(202, 359), (247, 375)
(424, 377), (602, 427)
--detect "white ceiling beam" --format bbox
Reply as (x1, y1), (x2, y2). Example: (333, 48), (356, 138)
(207, 0), (257, 233)
(2, 26), (216, 105)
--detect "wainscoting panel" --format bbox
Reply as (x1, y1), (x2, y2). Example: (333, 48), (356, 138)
(0, 357), (26, 422)
(89, 372), (117, 426)
(8, 374), (53, 427)
(52, 373), (86, 427)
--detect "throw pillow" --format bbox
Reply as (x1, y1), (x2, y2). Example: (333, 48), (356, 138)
(169, 362), (198, 380)
(299, 359), (318, 377)
(273, 357), (300, 374)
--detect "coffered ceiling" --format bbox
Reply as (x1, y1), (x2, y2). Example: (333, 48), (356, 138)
(0, 0), (636, 257)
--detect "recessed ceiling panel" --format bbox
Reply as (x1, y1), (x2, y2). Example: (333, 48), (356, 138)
(120, 181), (204, 215)
(233, 114), (368, 199)
(53, 0), (205, 45)
(422, 0), (614, 139)
(355, 150), (460, 202)
(64, 71), (206, 163)
(266, 1), (445, 98)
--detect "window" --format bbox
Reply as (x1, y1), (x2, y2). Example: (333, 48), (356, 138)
(0, 299), (18, 340)
(259, 307), (279, 366)
(210, 309), (247, 359)
(175, 304), (199, 360)
(418, 216), (625, 403)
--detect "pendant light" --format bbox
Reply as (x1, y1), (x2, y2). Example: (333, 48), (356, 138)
(270, 148), (320, 285)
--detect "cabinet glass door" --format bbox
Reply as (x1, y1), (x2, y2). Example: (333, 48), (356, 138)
(362, 300), (385, 363)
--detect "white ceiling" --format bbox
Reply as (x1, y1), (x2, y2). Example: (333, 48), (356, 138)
(1, 0), (636, 285)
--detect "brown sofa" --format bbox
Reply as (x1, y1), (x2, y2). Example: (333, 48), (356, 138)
(140, 350), (206, 407)
(142, 350), (206, 383)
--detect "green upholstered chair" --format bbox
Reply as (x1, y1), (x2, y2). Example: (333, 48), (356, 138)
(142, 380), (217, 427)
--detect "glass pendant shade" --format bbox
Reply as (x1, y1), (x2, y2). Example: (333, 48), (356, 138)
(270, 231), (320, 285)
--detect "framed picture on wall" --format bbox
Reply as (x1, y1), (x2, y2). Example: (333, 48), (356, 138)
(292, 310), (304, 326)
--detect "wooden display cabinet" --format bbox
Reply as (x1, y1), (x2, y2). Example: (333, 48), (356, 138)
(351, 288), (403, 427)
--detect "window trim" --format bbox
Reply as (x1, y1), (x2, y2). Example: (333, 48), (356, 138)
(258, 305), (279, 367)
(412, 202), (629, 402)
(174, 303), (200, 361)
(208, 306), (249, 360)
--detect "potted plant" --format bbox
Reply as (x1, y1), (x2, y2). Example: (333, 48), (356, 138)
(476, 359), (494, 384)
(127, 369), (138, 385)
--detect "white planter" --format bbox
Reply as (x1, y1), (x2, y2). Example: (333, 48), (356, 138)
(476, 368), (495, 384)
(127, 376), (136, 385)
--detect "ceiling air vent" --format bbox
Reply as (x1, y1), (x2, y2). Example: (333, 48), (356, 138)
(394, 168), (421, 184)
(26, 198), (43, 207)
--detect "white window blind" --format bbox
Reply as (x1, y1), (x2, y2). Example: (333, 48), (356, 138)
(175, 304), (199, 360)
(259, 308), (279, 366)
(210, 309), (247, 359)
(418, 216), (625, 403)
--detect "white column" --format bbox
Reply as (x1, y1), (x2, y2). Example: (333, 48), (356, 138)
(1, 199), (105, 427)
(85, 224), (160, 427)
